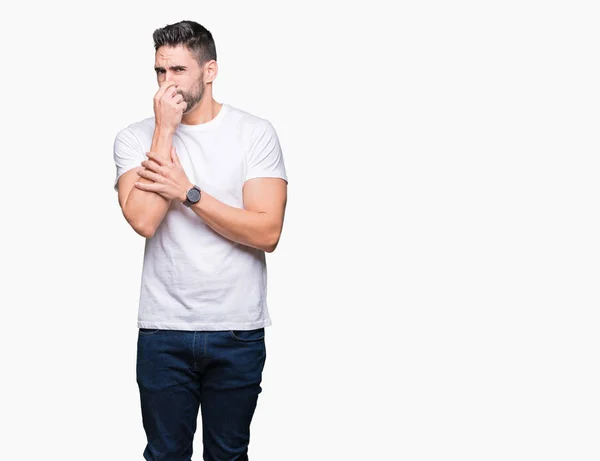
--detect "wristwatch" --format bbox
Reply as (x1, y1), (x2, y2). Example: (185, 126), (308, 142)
(183, 185), (201, 207)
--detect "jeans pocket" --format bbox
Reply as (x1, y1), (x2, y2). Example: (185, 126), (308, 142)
(228, 327), (265, 342)
(139, 328), (160, 336)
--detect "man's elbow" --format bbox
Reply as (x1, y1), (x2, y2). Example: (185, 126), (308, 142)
(136, 225), (155, 239)
(130, 219), (155, 239)
(123, 208), (156, 239)
(263, 229), (282, 253)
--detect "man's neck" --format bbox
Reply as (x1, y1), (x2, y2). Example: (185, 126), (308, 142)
(181, 99), (222, 126)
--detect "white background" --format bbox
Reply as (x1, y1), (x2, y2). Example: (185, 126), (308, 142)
(1, 1), (598, 460)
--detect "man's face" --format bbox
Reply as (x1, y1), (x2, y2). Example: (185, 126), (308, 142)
(154, 45), (205, 114)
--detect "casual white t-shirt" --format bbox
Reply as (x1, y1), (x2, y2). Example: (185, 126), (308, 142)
(113, 103), (288, 331)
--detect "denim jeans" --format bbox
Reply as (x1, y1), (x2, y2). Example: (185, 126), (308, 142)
(136, 327), (267, 461)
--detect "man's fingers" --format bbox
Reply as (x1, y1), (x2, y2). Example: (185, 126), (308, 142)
(167, 87), (179, 99)
(142, 158), (162, 172)
(145, 151), (164, 165)
(146, 150), (176, 171)
(137, 169), (163, 183)
(134, 181), (158, 192)
(154, 80), (177, 100)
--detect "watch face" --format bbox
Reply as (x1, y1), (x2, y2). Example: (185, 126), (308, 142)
(187, 188), (201, 202)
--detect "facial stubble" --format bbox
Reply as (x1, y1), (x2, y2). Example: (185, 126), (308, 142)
(178, 75), (205, 114)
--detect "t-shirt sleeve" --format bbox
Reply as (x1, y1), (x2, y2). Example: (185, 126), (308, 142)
(245, 120), (288, 184)
(113, 128), (145, 191)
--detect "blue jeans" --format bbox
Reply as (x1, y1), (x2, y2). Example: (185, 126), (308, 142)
(136, 327), (267, 461)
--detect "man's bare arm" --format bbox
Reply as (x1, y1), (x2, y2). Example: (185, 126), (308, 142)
(117, 81), (186, 238)
(118, 129), (174, 238)
(187, 177), (288, 253)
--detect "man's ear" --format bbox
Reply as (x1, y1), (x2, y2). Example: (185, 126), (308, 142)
(204, 60), (218, 83)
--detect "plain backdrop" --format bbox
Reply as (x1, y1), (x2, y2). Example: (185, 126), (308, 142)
(1, 1), (599, 460)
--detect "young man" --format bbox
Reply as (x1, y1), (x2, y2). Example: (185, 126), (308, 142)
(112, 20), (288, 461)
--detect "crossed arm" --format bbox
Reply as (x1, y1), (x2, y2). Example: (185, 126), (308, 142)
(117, 145), (287, 252)
(185, 177), (287, 253)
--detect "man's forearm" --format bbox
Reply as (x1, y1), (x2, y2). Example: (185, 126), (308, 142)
(124, 129), (174, 237)
(149, 127), (174, 158)
(188, 191), (280, 253)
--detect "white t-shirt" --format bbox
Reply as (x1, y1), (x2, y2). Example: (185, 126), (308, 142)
(113, 103), (288, 331)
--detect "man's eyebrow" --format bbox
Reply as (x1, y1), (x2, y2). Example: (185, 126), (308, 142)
(154, 65), (187, 71)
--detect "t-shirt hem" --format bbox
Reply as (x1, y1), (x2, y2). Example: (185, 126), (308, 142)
(137, 318), (272, 331)
(244, 174), (288, 184)
(114, 165), (139, 191)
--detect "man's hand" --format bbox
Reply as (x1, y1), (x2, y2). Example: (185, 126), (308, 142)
(153, 81), (187, 134)
(134, 146), (193, 202)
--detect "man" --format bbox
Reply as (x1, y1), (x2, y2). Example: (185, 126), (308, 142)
(112, 20), (288, 461)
